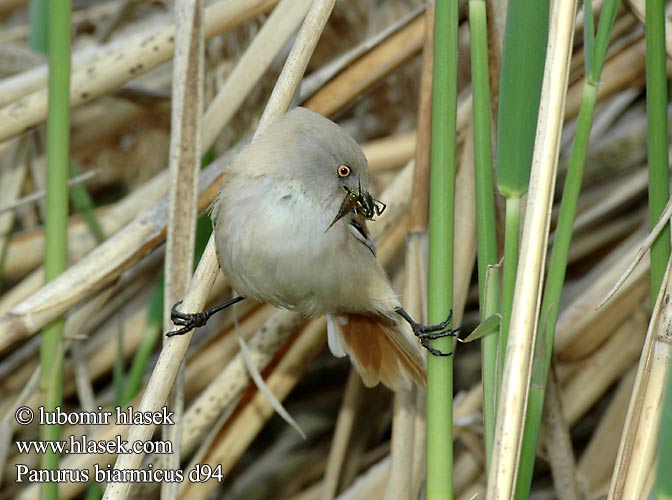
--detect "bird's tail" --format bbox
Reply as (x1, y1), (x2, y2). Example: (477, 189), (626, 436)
(326, 313), (426, 390)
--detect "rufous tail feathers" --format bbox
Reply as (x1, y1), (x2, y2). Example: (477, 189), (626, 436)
(326, 313), (426, 390)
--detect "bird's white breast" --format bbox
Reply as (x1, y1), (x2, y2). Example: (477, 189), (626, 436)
(213, 175), (380, 316)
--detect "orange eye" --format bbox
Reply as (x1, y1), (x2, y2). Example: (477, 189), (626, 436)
(337, 165), (351, 177)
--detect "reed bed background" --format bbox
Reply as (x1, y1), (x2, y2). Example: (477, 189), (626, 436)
(0, 0), (670, 499)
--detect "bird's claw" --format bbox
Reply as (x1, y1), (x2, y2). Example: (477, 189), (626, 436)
(167, 301), (209, 337)
(166, 296), (246, 337)
(395, 307), (460, 357)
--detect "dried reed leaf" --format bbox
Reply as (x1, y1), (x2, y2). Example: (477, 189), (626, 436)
(541, 374), (586, 500)
(323, 370), (364, 499)
(201, 0), (314, 150)
(599, 196), (672, 309)
(336, 455), (389, 500)
(560, 303), (647, 425)
(487, 0), (577, 496)
(0, 160), (223, 352)
(608, 254), (672, 498)
(302, 12), (425, 117)
(0, 0), (278, 142)
(3, 169), (168, 284)
(555, 229), (649, 361)
(577, 366), (636, 497)
(162, 0), (206, 494)
(362, 130), (415, 173)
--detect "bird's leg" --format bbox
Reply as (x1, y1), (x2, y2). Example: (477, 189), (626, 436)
(395, 307), (459, 357)
(167, 296), (246, 337)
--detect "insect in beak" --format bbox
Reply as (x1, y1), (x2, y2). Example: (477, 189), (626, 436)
(353, 177), (386, 219)
(325, 184), (387, 232)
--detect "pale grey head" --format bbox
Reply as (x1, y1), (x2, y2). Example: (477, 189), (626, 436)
(247, 107), (370, 211)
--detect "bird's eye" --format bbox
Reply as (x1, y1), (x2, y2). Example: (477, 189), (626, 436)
(337, 165), (351, 178)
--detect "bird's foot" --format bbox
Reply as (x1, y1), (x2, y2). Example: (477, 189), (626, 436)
(395, 307), (459, 357)
(167, 296), (245, 337)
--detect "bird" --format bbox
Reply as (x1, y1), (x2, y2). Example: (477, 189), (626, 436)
(169, 107), (456, 391)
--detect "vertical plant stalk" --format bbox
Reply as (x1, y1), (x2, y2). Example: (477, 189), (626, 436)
(516, 82), (598, 498)
(656, 367), (672, 498)
(426, 0), (458, 497)
(469, 0), (500, 471)
(385, 6), (435, 498)
(486, 0), (576, 495)
(102, 1), (334, 498)
(645, 0), (670, 306)
(647, 0), (670, 494)
(515, 1), (619, 495)
(494, 0), (549, 393)
(162, 0), (205, 498)
(609, 254), (672, 498)
(40, 1), (70, 499)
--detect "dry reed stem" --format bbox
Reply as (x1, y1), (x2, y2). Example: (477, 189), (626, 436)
(555, 229), (649, 360)
(336, 455), (390, 500)
(454, 449), (483, 496)
(1, 169), (168, 299)
(601, 195), (672, 308)
(101, 3), (343, 494)
(486, 0), (577, 495)
(410, 0), (434, 231)
(0, 159), (222, 352)
(541, 374), (586, 500)
(323, 369), (364, 499)
(258, 0), (336, 132)
(578, 366), (637, 497)
(571, 167), (647, 234)
(300, 4), (425, 102)
(0, 0), (278, 142)
(363, 131), (416, 173)
(560, 303), (647, 425)
(181, 318), (329, 499)
(567, 211), (643, 264)
(0, 139), (26, 269)
(162, 0), (205, 495)
(302, 12), (425, 117)
(1, 127), (412, 287)
(384, 240), (426, 500)
(384, 384), (418, 500)
(608, 254), (672, 499)
(385, 230), (428, 500)
(200, 0), (314, 150)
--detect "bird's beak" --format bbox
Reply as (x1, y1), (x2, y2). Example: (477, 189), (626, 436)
(326, 188), (360, 232)
(325, 187), (385, 233)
